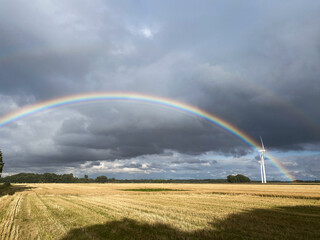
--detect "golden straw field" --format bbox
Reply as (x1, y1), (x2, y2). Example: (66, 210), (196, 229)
(0, 183), (319, 240)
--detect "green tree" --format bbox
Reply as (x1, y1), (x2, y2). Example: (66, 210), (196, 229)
(61, 174), (76, 183)
(95, 176), (108, 183)
(236, 174), (251, 182)
(227, 175), (237, 183)
(227, 174), (251, 183)
(0, 150), (4, 178)
(79, 174), (90, 183)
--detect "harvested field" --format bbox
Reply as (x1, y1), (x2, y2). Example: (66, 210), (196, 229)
(0, 183), (319, 239)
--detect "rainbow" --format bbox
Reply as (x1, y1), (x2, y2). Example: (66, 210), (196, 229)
(0, 92), (294, 181)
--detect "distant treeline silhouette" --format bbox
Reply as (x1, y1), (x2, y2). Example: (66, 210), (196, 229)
(1, 173), (316, 183)
(0, 173), (230, 183)
(0, 173), (89, 183)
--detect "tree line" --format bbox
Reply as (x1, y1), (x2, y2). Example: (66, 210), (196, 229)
(0, 173), (116, 183)
(0, 150), (4, 178)
(0, 173), (232, 183)
(0, 172), (254, 184)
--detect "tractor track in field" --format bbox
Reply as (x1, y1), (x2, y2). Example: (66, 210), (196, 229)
(33, 194), (68, 236)
(0, 194), (22, 240)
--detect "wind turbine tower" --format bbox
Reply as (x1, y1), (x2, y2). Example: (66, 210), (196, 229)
(259, 137), (267, 183)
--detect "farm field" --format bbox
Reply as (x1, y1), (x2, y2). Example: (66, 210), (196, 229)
(0, 183), (319, 240)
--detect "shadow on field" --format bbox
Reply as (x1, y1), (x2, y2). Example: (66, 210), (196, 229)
(61, 205), (320, 240)
(0, 184), (35, 197)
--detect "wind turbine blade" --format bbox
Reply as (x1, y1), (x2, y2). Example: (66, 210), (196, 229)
(260, 136), (265, 150)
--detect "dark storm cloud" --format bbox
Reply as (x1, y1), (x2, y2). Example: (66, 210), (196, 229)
(0, 1), (320, 179)
(171, 158), (209, 165)
(51, 104), (249, 162)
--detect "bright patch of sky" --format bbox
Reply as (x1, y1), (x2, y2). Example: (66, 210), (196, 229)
(140, 27), (153, 38)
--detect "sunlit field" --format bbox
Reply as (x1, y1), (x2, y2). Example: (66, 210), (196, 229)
(0, 183), (319, 240)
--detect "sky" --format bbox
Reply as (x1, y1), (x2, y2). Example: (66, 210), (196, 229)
(0, 0), (319, 181)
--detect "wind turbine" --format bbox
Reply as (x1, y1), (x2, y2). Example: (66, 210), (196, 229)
(259, 137), (267, 183)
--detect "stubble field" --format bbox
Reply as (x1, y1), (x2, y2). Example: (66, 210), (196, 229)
(0, 183), (319, 240)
